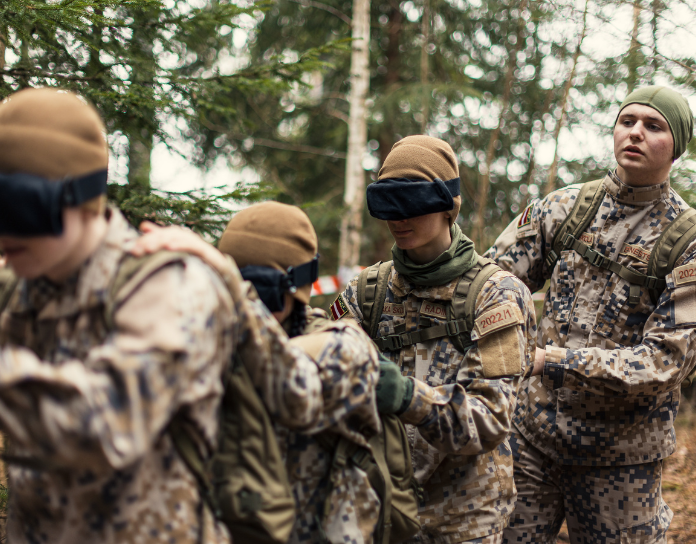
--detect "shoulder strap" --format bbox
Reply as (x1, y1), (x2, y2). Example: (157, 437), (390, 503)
(104, 251), (187, 330)
(357, 261), (393, 340)
(449, 255), (500, 355)
(546, 178), (605, 271)
(647, 208), (696, 304)
(0, 268), (18, 315)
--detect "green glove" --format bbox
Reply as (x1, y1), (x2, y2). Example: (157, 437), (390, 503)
(377, 358), (414, 415)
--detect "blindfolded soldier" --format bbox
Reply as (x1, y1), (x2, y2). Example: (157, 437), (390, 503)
(485, 86), (696, 544)
(0, 88), (324, 544)
(331, 135), (537, 544)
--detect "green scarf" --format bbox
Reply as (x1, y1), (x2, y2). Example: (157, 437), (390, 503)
(391, 224), (478, 286)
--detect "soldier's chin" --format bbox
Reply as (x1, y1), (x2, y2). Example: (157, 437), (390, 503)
(5, 256), (46, 279)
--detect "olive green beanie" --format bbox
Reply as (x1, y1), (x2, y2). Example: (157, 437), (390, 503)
(0, 88), (108, 179)
(616, 86), (694, 160)
(378, 135), (461, 225)
(218, 202), (318, 304)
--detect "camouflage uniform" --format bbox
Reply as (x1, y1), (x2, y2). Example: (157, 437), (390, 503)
(279, 307), (381, 544)
(0, 209), (323, 544)
(485, 172), (696, 542)
(336, 264), (536, 543)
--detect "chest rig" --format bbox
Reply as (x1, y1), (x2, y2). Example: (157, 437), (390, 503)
(356, 256), (500, 355)
(547, 178), (696, 306)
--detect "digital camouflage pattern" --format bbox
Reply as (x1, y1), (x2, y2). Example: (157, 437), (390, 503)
(0, 209), (324, 544)
(485, 172), (696, 466)
(337, 265), (536, 542)
(279, 307), (381, 544)
(506, 427), (672, 543)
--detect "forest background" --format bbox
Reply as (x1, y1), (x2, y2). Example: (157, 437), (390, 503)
(2, 1), (696, 541)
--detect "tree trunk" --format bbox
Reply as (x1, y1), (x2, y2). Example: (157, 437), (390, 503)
(627, 0), (642, 92)
(338, 0), (371, 281)
(544, 1), (588, 195)
(420, 0), (430, 132)
(471, 1), (527, 248)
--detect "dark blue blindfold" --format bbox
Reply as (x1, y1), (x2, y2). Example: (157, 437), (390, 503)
(366, 177), (460, 221)
(240, 255), (319, 313)
(0, 169), (108, 237)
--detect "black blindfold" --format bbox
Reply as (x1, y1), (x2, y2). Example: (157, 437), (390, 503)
(240, 255), (319, 313)
(366, 177), (460, 221)
(0, 169), (108, 237)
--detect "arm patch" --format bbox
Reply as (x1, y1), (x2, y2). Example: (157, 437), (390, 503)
(329, 294), (349, 320)
(474, 302), (522, 338)
(516, 204), (535, 239)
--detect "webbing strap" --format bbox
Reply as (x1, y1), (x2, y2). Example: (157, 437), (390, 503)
(374, 318), (469, 351)
(562, 233), (665, 305)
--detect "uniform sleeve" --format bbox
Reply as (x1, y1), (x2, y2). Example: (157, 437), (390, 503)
(0, 258), (235, 473)
(541, 248), (696, 396)
(399, 271), (537, 454)
(330, 275), (363, 323)
(205, 255), (324, 431)
(484, 189), (580, 293)
(289, 317), (380, 442)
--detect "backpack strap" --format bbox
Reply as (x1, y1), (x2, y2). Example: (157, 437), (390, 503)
(647, 208), (696, 304)
(450, 255), (501, 355)
(0, 268), (18, 315)
(104, 251), (188, 330)
(357, 261), (393, 340)
(546, 179), (605, 271)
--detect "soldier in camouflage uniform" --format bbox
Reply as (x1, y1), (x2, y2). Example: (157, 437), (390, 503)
(331, 135), (537, 543)
(132, 202), (382, 543)
(0, 88), (324, 544)
(485, 86), (696, 543)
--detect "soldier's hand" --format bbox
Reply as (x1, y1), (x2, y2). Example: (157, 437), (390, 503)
(531, 348), (546, 376)
(132, 222), (230, 275)
(377, 357), (414, 415)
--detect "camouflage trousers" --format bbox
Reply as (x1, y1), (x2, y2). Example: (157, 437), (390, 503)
(503, 427), (673, 544)
(404, 532), (502, 544)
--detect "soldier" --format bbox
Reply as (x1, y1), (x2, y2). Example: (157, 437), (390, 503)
(0, 88), (324, 544)
(485, 86), (696, 543)
(132, 202), (383, 543)
(331, 135), (537, 544)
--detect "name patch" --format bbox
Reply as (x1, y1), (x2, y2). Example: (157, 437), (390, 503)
(579, 232), (595, 246)
(420, 301), (447, 319)
(330, 294), (349, 320)
(474, 303), (521, 338)
(384, 303), (405, 316)
(674, 263), (696, 286)
(620, 243), (650, 264)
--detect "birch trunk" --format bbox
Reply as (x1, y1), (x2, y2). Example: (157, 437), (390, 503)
(338, 0), (371, 282)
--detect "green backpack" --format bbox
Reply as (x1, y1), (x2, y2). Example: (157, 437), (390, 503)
(356, 256), (501, 357)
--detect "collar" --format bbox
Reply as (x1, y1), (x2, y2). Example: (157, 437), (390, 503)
(603, 169), (670, 205)
(15, 207), (138, 319)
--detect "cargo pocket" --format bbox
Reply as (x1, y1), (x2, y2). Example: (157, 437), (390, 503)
(620, 502), (673, 543)
(550, 250), (576, 324)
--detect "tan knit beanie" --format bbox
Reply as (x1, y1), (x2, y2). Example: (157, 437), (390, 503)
(378, 135), (461, 225)
(0, 88), (108, 179)
(218, 202), (318, 304)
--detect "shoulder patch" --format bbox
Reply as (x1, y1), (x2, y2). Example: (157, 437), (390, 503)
(474, 302), (522, 338)
(516, 204), (535, 239)
(673, 263), (696, 286)
(329, 294), (349, 320)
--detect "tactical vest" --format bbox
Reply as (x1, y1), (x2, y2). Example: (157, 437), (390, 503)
(547, 178), (696, 306)
(357, 256), (501, 356)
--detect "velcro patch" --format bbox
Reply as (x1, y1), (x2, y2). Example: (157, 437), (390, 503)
(420, 301), (447, 319)
(515, 205), (535, 239)
(579, 232), (595, 246)
(620, 243), (650, 264)
(474, 303), (522, 338)
(478, 326), (522, 378)
(383, 302), (405, 316)
(674, 263), (696, 286)
(330, 294), (349, 320)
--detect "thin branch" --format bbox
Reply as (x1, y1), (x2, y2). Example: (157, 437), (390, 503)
(287, 0), (352, 26)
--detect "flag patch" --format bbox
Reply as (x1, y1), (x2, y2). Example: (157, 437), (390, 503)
(330, 294), (349, 320)
(518, 204), (533, 228)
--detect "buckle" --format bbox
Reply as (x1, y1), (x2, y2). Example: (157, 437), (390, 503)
(588, 251), (606, 268)
(545, 250), (559, 269)
(561, 232), (575, 248)
(383, 334), (403, 351)
(445, 320), (461, 336)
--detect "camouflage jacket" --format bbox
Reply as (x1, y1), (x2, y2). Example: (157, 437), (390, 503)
(335, 265), (536, 542)
(485, 171), (696, 466)
(0, 209), (323, 544)
(278, 307), (381, 544)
